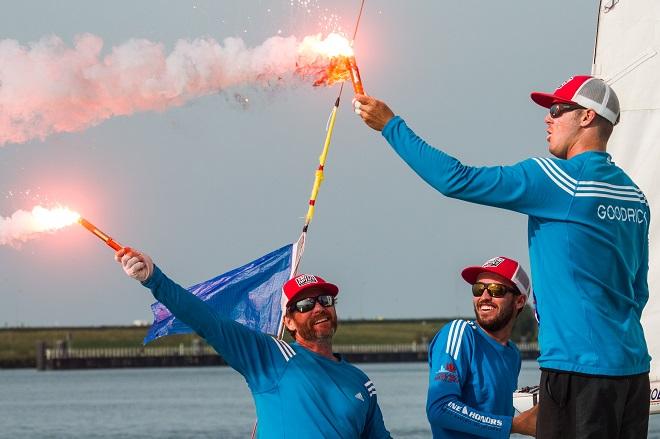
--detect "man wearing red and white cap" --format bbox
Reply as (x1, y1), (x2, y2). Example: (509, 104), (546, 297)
(355, 76), (650, 438)
(115, 250), (391, 438)
(427, 256), (535, 438)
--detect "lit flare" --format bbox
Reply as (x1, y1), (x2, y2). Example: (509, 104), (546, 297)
(32, 206), (81, 231)
(298, 33), (366, 93)
(0, 205), (80, 247)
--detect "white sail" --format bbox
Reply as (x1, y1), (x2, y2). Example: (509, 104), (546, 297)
(592, 0), (660, 414)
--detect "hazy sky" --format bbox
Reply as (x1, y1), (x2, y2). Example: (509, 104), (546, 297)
(0, 0), (600, 326)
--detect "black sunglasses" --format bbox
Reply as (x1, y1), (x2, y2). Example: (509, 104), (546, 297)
(289, 295), (337, 313)
(472, 282), (519, 298)
(549, 103), (584, 119)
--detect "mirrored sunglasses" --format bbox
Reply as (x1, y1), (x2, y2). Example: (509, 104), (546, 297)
(549, 103), (583, 118)
(471, 282), (519, 298)
(289, 294), (336, 313)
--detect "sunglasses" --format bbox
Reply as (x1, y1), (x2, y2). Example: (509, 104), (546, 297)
(549, 103), (584, 118)
(471, 282), (519, 298)
(289, 295), (336, 313)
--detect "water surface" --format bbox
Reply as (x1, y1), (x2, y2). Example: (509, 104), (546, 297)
(1, 362), (658, 438)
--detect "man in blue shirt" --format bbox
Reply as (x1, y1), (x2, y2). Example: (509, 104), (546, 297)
(115, 247), (391, 438)
(353, 76), (650, 438)
(427, 256), (536, 438)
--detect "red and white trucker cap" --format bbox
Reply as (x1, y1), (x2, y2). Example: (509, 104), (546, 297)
(531, 75), (620, 125)
(461, 256), (531, 297)
(283, 274), (339, 304)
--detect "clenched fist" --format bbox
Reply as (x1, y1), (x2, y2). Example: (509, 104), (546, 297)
(353, 94), (395, 132)
(115, 247), (154, 283)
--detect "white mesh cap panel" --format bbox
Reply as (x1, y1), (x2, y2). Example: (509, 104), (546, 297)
(573, 78), (620, 125)
(510, 264), (531, 298)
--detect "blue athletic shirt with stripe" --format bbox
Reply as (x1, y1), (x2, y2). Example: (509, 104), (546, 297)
(383, 116), (650, 376)
(427, 319), (520, 438)
(142, 265), (391, 438)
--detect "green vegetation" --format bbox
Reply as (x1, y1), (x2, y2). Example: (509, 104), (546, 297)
(0, 308), (537, 367)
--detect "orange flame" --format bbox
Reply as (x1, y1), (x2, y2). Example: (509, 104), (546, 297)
(314, 56), (352, 87)
(297, 33), (359, 88)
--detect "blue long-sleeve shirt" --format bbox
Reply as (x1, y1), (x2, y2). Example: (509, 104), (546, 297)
(143, 265), (391, 438)
(427, 320), (520, 438)
(383, 116), (651, 376)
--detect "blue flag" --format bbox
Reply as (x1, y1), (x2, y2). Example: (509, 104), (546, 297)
(144, 243), (294, 344)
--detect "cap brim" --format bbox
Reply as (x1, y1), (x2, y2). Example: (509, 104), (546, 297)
(530, 92), (577, 109)
(286, 282), (339, 305)
(461, 266), (527, 297)
(461, 266), (518, 287)
(461, 266), (491, 285)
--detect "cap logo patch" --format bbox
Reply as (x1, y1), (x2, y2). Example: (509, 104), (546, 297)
(295, 274), (318, 287)
(482, 257), (505, 268)
(556, 76), (574, 91)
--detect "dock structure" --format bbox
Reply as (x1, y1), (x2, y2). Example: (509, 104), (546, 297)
(35, 341), (540, 371)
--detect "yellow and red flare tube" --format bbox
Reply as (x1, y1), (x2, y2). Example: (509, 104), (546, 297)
(78, 217), (123, 251)
(345, 55), (365, 95)
(304, 97), (340, 230)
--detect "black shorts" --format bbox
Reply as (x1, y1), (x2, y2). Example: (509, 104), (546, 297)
(537, 369), (650, 439)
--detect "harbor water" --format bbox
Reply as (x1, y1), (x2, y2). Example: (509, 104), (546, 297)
(1, 361), (658, 438)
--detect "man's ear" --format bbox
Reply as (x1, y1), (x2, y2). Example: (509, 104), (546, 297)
(516, 294), (527, 313)
(580, 109), (598, 127)
(284, 314), (296, 332)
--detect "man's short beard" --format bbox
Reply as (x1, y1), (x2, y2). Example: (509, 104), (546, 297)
(474, 301), (516, 333)
(296, 313), (338, 342)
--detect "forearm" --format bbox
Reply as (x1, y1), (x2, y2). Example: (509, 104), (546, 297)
(382, 116), (471, 197)
(142, 265), (224, 342)
(382, 116), (533, 211)
(427, 396), (512, 439)
(142, 265), (278, 380)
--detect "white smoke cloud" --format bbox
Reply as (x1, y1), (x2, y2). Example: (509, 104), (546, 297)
(0, 33), (338, 146)
(0, 206), (80, 247)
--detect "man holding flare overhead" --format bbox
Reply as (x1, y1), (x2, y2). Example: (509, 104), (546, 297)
(354, 76), (651, 438)
(114, 247), (391, 438)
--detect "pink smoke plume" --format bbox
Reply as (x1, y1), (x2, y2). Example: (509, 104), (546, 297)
(0, 33), (350, 146)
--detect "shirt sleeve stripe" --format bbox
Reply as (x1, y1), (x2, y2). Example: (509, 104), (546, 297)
(446, 320), (458, 354)
(365, 381), (377, 396)
(449, 320), (467, 359)
(576, 189), (648, 204)
(532, 158), (575, 195)
(534, 158), (649, 204)
(271, 337), (295, 361)
(579, 179), (645, 193)
(542, 157), (578, 185)
(575, 192), (649, 204)
(448, 320), (463, 357)
(452, 321), (468, 360)
(279, 340), (296, 357)
(576, 185), (644, 197)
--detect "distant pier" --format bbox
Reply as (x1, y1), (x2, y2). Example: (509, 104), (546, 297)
(35, 341), (539, 371)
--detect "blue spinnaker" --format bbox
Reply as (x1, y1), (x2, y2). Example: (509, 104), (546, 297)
(144, 243), (293, 344)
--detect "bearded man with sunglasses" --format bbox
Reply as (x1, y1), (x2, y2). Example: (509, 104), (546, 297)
(354, 75), (650, 438)
(115, 248), (391, 438)
(427, 256), (535, 438)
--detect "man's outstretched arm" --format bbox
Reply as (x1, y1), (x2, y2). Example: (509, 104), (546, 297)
(114, 248), (287, 390)
(353, 94), (571, 218)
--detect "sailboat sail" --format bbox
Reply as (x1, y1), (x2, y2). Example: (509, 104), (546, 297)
(592, 0), (660, 414)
